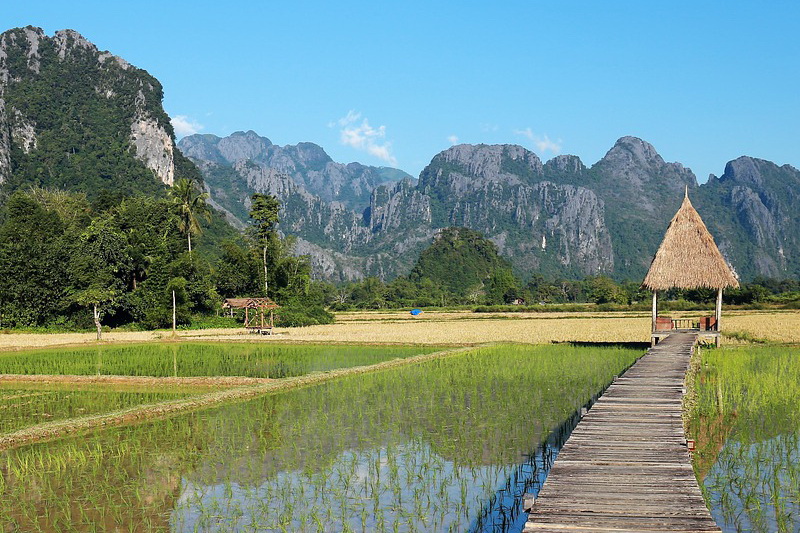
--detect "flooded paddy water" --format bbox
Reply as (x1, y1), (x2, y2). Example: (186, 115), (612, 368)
(689, 346), (800, 533)
(0, 343), (639, 532)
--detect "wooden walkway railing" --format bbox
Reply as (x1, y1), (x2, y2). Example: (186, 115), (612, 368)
(523, 332), (720, 532)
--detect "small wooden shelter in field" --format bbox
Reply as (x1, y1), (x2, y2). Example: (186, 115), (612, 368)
(222, 297), (279, 334)
(642, 189), (739, 346)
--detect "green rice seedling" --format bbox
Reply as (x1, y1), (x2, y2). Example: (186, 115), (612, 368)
(0, 385), (194, 434)
(0, 342), (441, 378)
(689, 345), (800, 532)
(0, 343), (639, 532)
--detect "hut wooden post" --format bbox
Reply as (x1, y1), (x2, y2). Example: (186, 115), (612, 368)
(651, 291), (658, 333)
(715, 288), (723, 347)
(222, 297), (280, 333)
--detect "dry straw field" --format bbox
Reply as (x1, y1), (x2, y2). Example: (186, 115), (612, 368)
(1, 309), (799, 350)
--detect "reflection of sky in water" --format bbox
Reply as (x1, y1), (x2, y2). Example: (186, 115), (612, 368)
(170, 436), (562, 533)
(704, 432), (800, 533)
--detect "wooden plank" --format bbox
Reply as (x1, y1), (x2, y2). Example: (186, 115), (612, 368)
(523, 332), (720, 532)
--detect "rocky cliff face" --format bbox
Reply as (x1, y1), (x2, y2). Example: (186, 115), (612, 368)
(591, 136), (697, 213)
(186, 134), (617, 280)
(189, 129), (800, 282)
(179, 132), (424, 281)
(699, 157), (800, 279)
(549, 136), (702, 278)
(412, 144), (613, 275)
(0, 26), (177, 188)
(179, 132), (412, 213)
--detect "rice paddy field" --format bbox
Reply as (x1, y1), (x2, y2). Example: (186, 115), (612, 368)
(0, 386), (196, 434)
(0, 341), (642, 532)
(688, 346), (800, 532)
(2, 309), (799, 532)
(0, 343), (441, 378)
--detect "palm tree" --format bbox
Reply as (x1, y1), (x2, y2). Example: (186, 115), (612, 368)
(169, 178), (211, 253)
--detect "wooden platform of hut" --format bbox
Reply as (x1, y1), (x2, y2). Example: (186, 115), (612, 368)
(222, 297), (279, 334)
(523, 332), (720, 532)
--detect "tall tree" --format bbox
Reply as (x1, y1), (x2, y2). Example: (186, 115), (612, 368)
(70, 216), (130, 339)
(249, 193), (281, 296)
(0, 193), (69, 327)
(168, 178), (211, 253)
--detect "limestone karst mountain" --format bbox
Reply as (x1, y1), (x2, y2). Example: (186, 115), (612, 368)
(2, 26), (798, 282)
(0, 26), (198, 196)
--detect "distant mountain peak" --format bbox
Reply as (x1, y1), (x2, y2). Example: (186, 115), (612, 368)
(603, 136), (666, 167)
(422, 143), (543, 189)
(179, 130), (413, 217)
(721, 156), (773, 187)
(229, 130), (273, 144)
(545, 154), (586, 174)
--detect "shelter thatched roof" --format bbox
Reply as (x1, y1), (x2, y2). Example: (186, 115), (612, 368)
(642, 191), (739, 291)
(222, 297), (279, 309)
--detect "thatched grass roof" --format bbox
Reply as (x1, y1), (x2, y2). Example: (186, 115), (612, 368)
(222, 297), (279, 309)
(642, 191), (739, 290)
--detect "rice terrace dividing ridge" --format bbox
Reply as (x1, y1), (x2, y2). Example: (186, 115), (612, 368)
(524, 332), (720, 532)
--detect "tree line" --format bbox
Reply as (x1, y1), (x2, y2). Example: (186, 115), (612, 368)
(0, 183), (330, 332)
(327, 272), (800, 311)
(1, 192), (796, 333)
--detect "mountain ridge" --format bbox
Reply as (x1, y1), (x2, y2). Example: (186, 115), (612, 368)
(184, 130), (800, 283)
(2, 26), (798, 284)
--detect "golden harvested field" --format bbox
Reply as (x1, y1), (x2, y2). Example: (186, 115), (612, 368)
(1, 309), (799, 350)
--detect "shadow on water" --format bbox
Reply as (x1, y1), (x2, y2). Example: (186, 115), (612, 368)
(466, 409), (580, 533)
(468, 353), (643, 533)
(561, 341), (651, 351)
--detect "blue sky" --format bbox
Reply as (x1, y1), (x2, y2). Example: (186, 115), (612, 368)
(5, 1), (799, 181)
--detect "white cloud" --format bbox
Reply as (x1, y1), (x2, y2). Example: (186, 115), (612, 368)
(481, 123), (499, 133)
(447, 135), (459, 145)
(514, 128), (562, 155)
(171, 115), (203, 137)
(333, 110), (397, 166)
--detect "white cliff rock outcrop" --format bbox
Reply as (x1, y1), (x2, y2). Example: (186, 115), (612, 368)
(131, 117), (175, 186)
(0, 26), (177, 187)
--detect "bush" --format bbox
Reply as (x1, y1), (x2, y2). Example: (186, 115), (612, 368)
(178, 315), (241, 330)
(275, 305), (334, 327)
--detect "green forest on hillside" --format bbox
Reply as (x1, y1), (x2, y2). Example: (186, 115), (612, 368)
(0, 187), (329, 330)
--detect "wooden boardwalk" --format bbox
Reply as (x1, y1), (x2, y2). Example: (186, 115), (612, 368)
(524, 332), (720, 532)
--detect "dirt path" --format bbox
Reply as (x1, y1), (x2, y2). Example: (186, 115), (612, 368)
(0, 374), (273, 387)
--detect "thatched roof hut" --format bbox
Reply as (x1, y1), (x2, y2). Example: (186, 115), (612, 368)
(222, 297), (279, 310)
(642, 191), (739, 290)
(222, 297), (279, 333)
(643, 190), (738, 346)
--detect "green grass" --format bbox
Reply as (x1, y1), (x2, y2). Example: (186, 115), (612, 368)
(0, 343), (642, 532)
(0, 342), (442, 378)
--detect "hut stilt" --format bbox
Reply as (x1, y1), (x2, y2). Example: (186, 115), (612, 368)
(222, 297), (280, 335)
